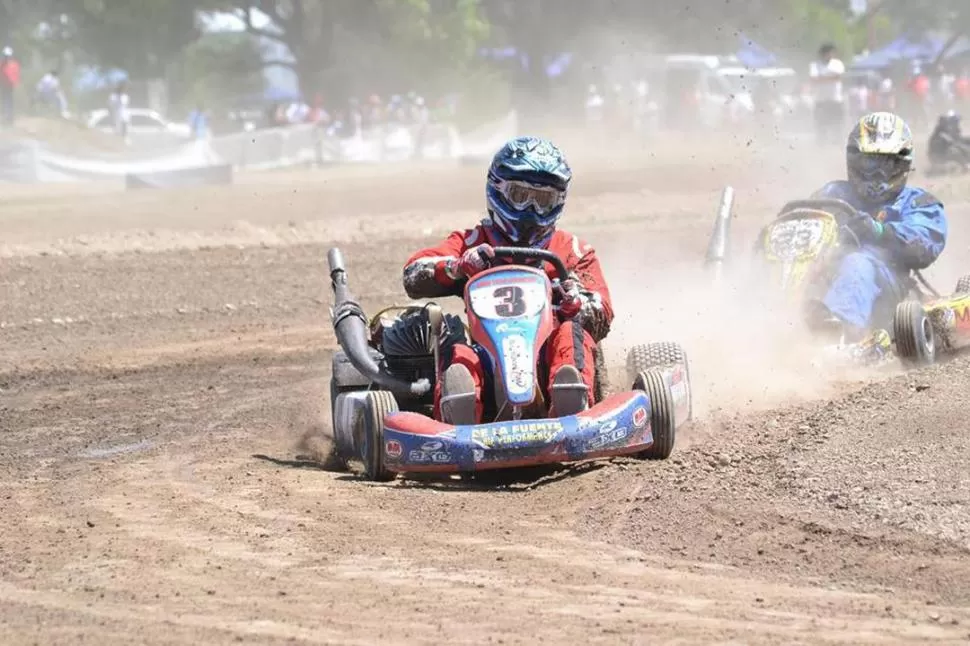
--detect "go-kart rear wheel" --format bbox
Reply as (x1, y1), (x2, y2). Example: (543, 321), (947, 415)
(357, 390), (399, 482)
(632, 368), (676, 460)
(626, 342), (686, 383)
(956, 274), (970, 294)
(593, 342), (609, 402)
(893, 300), (936, 367)
(327, 378), (351, 472)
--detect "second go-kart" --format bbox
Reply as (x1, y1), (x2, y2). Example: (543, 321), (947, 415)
(706, 188), (970, 367)
(326, 246), (693, 482)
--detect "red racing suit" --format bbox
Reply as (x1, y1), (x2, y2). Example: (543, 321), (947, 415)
(403, 225), (615, 422)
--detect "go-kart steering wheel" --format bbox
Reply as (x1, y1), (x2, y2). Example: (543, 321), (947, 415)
(775, 198), (866, 248)
(481, 246), (571, 282)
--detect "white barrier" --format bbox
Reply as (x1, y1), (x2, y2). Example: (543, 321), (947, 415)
(209, 121), (465, 170)
(0, 112), (519, 184)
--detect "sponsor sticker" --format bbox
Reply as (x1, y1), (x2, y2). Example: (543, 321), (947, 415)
(385, 440), (403, 459)
(408, 449), (452, 464)
(502, 334), (534, 396)
(421, 440), (444, 452)
(632, 406), (648, 429)
(470, 420), (564, 448)
(586, 422), (630, 451)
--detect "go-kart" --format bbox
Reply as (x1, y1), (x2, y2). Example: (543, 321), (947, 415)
(326, 246), (693, 482)
(706, 187), (970, 367)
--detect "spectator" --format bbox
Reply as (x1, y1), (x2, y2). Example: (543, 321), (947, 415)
(956, 68), (970, 108)
(584, 84), (604, 126)
(907, 65), (931, 129)
(35, 69), (68, 118)
(307, 93), (329, 125)
(108, 81), (131, 144)
(188, 103), (210, 140)
(848, 79), (870, 118)
(808, 43), (846, 144)
(0, 47), (21, 126)
(363, 94), (383, 129)
(284, 100), (309, 124)
(876, 74), (895, 111)
(410, 95), (430, 160)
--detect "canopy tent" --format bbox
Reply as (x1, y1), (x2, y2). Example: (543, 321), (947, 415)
(477, 47), (574, 78)
(736, 34), (778, 68)
(73, 67), (129, 93)
(852, 34), (970, 70)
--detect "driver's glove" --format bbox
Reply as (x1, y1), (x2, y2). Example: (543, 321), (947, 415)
(843, 212), (886, 244)
(555, 278), (584, 320)
(451, 243), (494, 279)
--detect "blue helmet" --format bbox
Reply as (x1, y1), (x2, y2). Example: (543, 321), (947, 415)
(485, 136), (572, 248)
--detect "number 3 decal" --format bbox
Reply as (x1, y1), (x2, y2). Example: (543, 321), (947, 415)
(493, 286), (526, 318)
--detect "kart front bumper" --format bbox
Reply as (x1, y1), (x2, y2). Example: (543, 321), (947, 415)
(382, 392), (654, 474)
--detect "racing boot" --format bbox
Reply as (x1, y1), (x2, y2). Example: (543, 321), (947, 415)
(550, 364), (589, 417)
(819, 327), (893, 367)
(845, 328), (893, 366)
(440, 364), (478, 426)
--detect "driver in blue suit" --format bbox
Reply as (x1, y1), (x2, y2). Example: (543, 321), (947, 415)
(806, 111), (948, 360)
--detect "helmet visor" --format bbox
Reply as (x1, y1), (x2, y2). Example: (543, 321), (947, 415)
(493, 178), (565, 215)
(848, 150), (910, 182)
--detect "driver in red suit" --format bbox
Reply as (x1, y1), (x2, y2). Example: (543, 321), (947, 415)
(402, 136), (614, 425)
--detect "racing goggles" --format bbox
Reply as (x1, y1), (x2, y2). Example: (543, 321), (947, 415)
(492, 178), (565, 215)
(848, 150), (910, 182)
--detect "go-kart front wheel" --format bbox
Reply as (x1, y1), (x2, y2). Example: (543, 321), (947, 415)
(626, 342), (687, 383)
(357, 390), (399, 482)
(632, 368), (676, 460)
(626, 341), (693, 423)
(893, 300), (936, 367)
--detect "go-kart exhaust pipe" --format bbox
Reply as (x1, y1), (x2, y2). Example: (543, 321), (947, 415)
(328, 247), (430, 395)
(705, 185), (734, 283)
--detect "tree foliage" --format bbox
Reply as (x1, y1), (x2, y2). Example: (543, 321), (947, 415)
(3, 0), (969, 109)
(171, 31), (264, 109)
(206, 0), (488, 97)
(52, 0), (203, 78)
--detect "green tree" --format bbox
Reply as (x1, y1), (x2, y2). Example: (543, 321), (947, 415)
(170, 31), (264, 111)
(211, 0), (488, 98)
(52, 0), (204, 79)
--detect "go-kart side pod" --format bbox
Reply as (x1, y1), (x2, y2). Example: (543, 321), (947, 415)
(369, 390), (670, 479)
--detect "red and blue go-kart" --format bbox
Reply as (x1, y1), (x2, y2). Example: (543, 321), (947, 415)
(326, 245), (694, 482)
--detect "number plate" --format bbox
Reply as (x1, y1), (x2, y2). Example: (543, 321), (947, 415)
(468, 277), (547, 321)
(765, 217), (827, 261)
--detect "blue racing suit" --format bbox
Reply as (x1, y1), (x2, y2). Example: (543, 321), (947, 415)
(811, 181), (947, 330)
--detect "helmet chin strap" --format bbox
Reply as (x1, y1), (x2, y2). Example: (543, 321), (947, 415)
(483, 212), (553, 248)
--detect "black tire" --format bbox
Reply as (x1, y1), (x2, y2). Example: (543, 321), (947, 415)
(357, 390), (399, 482)
(626, 342), (691, 421)
(626, 342), (686, 381)
(633, 368), (676, 460)
(893, 300), (936, 367)
(327, 378), (351, 471)
(956, 274), (970, 294)
(593, 342), (609, 402)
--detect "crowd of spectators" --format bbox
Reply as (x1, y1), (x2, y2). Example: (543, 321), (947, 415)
(260, 92), (449, 138)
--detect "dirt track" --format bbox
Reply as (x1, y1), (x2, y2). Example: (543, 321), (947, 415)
(5, 136), (970, 645)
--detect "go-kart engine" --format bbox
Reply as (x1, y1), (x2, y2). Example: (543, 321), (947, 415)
(376, 307), (466, 406)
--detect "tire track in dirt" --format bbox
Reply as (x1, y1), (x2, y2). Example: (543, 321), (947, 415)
(5, 146), (970, 644)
